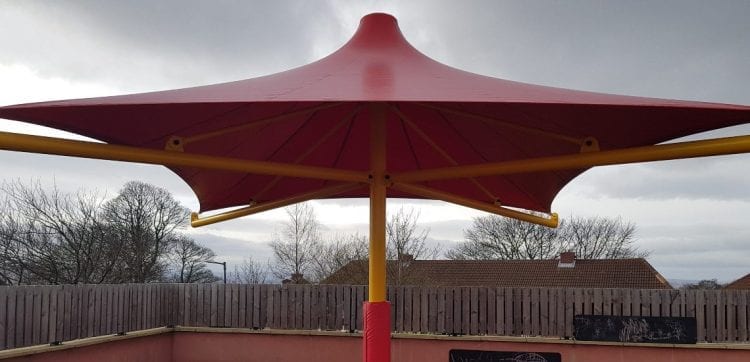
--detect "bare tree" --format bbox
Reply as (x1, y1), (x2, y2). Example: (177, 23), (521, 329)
(270, 203), (321, 282)
(0, 180), (122, 284)
(446, 213), (560, 260)
(447, 214), (647, 260)
(311, 208), (439, 284)
(167, 235), (218, 283)
(229, 257), (269, 284)
(0, 198), (27, 285)
(386, 207), (439, 285)
(560, 216), (647, 259)
(310, 233), (368, 282)
(103, 181), (188, 283)
(681, 279), (723, 290)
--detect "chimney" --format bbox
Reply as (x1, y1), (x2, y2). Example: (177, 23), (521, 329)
(397, 253), (414, 263)
(558, 251), (576, 268)
(283, 273), (307, 284)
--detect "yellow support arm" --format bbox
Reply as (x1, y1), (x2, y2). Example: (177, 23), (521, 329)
(391, 182), (559, 228)
(393, 134), (750, 183)
(191, 182), (363, 227)
(0, 131), (369, 183)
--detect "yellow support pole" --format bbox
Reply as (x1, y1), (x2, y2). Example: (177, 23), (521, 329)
(191, 183), (363, 227)
(391, 182), (558, 228)
(364, 102), (390, 362)
(369, 103), (387, 303)
(0, 131), (369, 183)
(393, 134), (750, 183)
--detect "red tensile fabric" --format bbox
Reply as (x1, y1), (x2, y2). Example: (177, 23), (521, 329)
(0, 13), (748, 214)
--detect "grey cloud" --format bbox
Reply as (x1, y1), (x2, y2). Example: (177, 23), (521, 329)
(0, 1), (342, 90)
(636, 223), (750, 281)
(400, 1), (750, 104)
(567, 156), (750, 201)
(189, 232), (274, 277)
(0, 151), (198, 206)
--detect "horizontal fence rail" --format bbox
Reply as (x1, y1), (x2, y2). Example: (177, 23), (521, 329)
(0, 284), (748, 350)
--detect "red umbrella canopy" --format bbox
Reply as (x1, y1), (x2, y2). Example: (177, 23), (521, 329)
(1, 13), (749, 214)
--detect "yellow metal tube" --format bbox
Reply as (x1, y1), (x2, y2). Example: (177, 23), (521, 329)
(0, 131), (369, 183)
(182, 102), (344, 145)
(392, 182), (559, 228)
(415, 102), (583, 145)
(191, 182), (364, 227)
(252, 105), (362, 201)
(391, 105), (496, 202)
(369, 103), (387, 302)
(393, 134), (750, 183)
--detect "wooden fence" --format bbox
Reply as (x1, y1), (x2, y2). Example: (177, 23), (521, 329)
(1, 284), (748, 350)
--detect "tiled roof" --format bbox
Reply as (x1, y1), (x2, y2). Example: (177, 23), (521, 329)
(725, 273), (750, 289)
(322, 258), (672, 289)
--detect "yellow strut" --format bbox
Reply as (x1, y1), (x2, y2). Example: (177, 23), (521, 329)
(393, 134), (750, 183)
(369, 103), (387, 303)
(391, 182), (558, 228)
(0, 131), (369, 183)
(191, 183), (364, 227)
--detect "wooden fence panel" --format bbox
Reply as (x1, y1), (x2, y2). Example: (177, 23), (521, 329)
(2, 284), (750, 350)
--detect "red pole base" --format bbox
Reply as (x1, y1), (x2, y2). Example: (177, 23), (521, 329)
(363, 301), (391, 362)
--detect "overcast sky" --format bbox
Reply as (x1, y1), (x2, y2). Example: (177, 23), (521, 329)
(1, 1), (749, 283)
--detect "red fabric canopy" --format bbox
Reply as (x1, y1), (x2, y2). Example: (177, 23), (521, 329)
(1, 13), (749, 213)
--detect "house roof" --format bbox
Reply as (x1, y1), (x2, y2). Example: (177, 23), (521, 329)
(322, 258), (672, 289)
(725, 273), (750, 289)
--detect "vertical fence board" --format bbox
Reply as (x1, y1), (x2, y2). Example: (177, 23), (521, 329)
(14, 288), (24, 347)
(23, 287), (33, 345)
(32, 287), (42, 346)
(669, 290), (680, 318)
(651, 290), (662, 317)
(727, 290), (736, 342)
(6, 287), (16, 349)
(717, 290), (726, 342)
(48, 287), (58, 344)
(540, 288), (548, 336)
(395, 287), (403, 332)
(420, 287), (429, 334)
(495, 288), (505, 336)
(707, 290), (717, 342)
(0, 287), (6, 349)
(531, 288), (539, 336)
(461, 287), (470, 335)
(253, 285), (261, 329)
(428, 287), (437, 334)
(521, 288), (531, 336)
(556, 288), (565, 337)
(469, 287), (478, 335)
(736, 290), (750, 342)
(410, 287), (419, 334)
(486, 288), (495, 335)
(357, 286), (365, 331)
(335, 285), (344, 331)
(444, 288), (453, 335)
(436, 287), (445, 334)
(259, 285), (268, 329)
(504, 288), (514, 336)
(406, 286), (415, 332)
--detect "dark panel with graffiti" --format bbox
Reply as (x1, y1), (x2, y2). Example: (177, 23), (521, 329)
(574, 315), (697, 344)
(449, 349), (562, 362)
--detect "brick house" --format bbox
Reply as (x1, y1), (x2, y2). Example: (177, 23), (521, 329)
(322, 252), (672, 289)
(725, 273), (750, 289)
